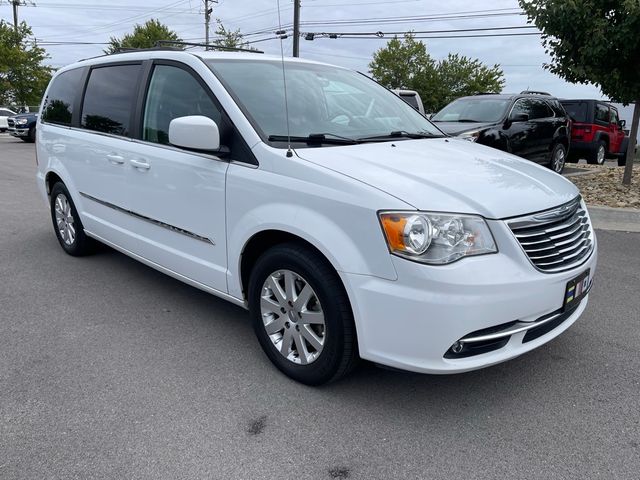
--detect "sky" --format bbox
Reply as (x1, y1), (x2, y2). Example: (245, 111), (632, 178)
(2, 0), (636, 124)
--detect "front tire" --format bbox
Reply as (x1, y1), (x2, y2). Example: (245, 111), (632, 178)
(549, 143), (567, 173)
(248, 243), (358, 385)
(50, 182), (95, 256)
(588, 140), (606, 165)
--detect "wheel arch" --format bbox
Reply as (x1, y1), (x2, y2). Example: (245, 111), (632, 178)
(551, 127), (570, 151)
(239, 229), (344, 303)
(594, 131), (610, 149)
(45, 171), (64, 196)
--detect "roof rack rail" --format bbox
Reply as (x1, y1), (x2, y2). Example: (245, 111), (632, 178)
(155, 40), (264, 54)
(113, 46), (182, 53)
(520, 90), (551, 96)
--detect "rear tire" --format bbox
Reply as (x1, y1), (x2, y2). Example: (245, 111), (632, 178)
(248, 242), (358, 385)
(50, 182), (95, 256)
(587, 140), (606, 165)
(549, 143), (567, 173)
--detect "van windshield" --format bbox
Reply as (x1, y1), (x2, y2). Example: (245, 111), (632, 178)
(206, 59), (443, 146)
(431, 97), (510, 123)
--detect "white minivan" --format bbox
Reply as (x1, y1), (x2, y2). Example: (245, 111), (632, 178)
(36, 50), (597, 385)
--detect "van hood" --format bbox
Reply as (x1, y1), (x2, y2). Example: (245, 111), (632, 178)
(295, 138), (579, 219)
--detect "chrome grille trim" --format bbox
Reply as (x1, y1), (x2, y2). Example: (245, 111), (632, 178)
(507, 197), (595, 273)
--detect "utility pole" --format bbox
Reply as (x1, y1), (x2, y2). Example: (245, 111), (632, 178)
(204, 0), (211, 50)
(3, 0), (29, 33)
(10, 0), (22, 32)
(292, 0), (300, 57)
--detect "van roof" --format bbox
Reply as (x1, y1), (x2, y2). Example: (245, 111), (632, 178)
(65, 49), (335, 73)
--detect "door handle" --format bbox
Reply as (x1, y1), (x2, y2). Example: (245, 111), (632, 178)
(106, 153), (125, 165)
(130, 158), (151, 170)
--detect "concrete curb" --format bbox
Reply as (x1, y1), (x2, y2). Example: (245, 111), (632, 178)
(588, 205), (640, 232)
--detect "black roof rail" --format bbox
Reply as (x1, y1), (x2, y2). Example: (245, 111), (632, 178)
(155, 40), (264, 54)
(520, 90), (551, 96)
(112, 46), (182, 53)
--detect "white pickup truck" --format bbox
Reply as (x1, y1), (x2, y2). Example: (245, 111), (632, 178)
(392, 89), (426, 115)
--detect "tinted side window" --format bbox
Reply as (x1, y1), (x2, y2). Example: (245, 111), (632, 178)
(81, 64), (141, 136)
(41, 68), (84, 126)
(547, 99), (566, 117)
(143, 65), (221, 145)
(561, 101), (588, 122)
(511, 98), (534, 119)
(595, 104), (609, 123)
(529, 99), (553, 119)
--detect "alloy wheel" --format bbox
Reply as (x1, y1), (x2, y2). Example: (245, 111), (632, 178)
(260, 269), (326, 365)
(54, 193), (76, 246)
(596, 145), (605, 165)
(553, 146), (566, 173)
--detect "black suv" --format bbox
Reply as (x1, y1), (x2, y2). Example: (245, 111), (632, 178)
(432, 91), (571, 173)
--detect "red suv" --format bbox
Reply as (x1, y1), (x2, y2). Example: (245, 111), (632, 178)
(560, 99), (630, 166)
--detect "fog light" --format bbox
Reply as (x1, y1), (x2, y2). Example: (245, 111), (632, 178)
(451, 341), (464, 354)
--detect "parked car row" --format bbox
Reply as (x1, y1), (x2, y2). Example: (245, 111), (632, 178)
(400, 90), (633, 172)
(431, 91), (571, 173)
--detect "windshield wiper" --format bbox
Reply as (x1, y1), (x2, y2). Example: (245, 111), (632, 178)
(358, 130), (440, 142)
(268, 133), (359, 145)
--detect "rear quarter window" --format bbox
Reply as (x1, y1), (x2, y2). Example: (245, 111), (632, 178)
(595, 103), (610, 124)
(547, 99), (566, 118)
(41, 68), (85, 126)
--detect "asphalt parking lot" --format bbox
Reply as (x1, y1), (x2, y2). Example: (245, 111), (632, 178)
(1, 134), (639, 479)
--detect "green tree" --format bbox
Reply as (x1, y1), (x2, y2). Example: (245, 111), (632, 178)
(429, 54), (505, 111)
(369, 33), (504, 113)
(0, 20), (52, 107)
(212, 19), (250, 49)
(105, 19), (182, 54)
(369, 33), (436, 96)
(519, 0), (640, 185)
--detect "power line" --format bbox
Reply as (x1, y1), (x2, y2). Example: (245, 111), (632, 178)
(40, 0), (194, 40)
(237, 8), (526, 38)
(335, 32), (542, 39)
(305, 25), (537, 37)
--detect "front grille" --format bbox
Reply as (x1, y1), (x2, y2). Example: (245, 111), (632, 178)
(507, 197), (594, 273)
(7, 118), (14, 128)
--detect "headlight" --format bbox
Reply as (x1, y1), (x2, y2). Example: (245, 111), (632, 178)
(379, 211), (497, 264)
(457, 129), (480, 142)
(16, 118), (28, 125)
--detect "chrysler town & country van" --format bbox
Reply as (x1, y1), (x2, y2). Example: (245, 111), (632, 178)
(36, 50), (597, 384)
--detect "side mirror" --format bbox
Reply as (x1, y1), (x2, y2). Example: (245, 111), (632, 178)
(510, 112), (529, 123)
(619, 119), (626, 128)
(169, 115), (220, 152)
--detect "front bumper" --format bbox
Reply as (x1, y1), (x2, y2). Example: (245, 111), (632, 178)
(8, 127), (29, 137)
(341, 219), (597, 374)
